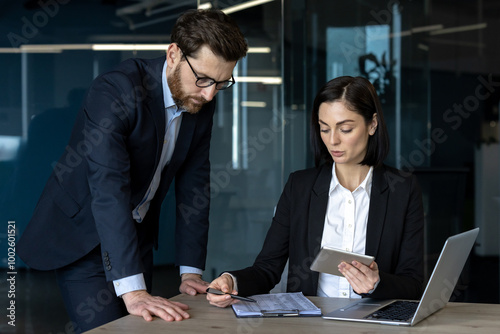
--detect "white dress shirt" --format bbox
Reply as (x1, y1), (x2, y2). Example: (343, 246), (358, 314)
(113, 60), (202, 297)
(317, 163), (373, 298)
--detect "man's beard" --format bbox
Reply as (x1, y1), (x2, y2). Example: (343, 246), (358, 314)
(168, 65), (208, 114)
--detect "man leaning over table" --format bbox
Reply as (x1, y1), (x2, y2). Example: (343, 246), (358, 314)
(17, 8), (248, 333)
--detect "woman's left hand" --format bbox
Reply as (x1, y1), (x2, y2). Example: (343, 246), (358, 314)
(338, 260), (380, 294)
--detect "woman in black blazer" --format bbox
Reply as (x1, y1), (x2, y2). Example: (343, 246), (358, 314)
(207, 76), (424, 307)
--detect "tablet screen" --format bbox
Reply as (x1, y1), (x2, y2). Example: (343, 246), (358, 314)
(310, 247), (375, 276)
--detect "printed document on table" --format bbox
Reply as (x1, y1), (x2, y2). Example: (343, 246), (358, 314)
(231, 292), (322, 318)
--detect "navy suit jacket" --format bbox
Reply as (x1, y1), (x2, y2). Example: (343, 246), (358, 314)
(18, 56), (214, 282)
(231, 163), (424, 300)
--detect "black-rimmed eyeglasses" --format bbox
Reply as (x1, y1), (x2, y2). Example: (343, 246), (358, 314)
(182, 53), (235, 90)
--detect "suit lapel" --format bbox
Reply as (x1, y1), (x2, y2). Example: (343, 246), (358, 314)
(144, 57), (167, 168)
(308, 164), (331, 292)
(365, 165), (389, 257)
(128, 57), (166, 208)
(144, 56), (198, 173)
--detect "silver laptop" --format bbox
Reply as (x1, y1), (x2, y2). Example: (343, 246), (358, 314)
(322, 228), (479, 326)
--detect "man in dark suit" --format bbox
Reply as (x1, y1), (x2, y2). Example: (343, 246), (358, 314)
(17, 8), (248, 333)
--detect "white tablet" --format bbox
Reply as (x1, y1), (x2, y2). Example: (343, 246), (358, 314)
(310, 247), (375, 276)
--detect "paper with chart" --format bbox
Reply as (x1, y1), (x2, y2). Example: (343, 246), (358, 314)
(231, 292), (322, 317)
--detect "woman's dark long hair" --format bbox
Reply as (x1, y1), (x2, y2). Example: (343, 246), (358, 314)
(311, 76), (390, 167)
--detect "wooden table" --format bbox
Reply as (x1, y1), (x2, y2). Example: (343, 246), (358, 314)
(86, 294), (500, 333)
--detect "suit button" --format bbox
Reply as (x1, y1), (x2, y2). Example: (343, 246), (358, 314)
(105, 260), (110, 266)
(103, 251), (109, 257)
(106, 265), (112, 271)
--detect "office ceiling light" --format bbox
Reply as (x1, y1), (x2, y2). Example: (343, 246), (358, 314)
(222, 0), (275, 14)
(430, 23), (487, 36)
(411, 24), (443, 33)
(376, 25), (443, 40)
(234, 76), (282, 85)
(248, 47), (271, 53)
(92, 44), (170, 51)
(241, 101), (267, 108)
(0, 48), (19, 53)
(116, 0), (275, 30)
(417, 43), (429, 52)
(0, 47), (63, 53)
(20, 44), (92, 53)
(146, 0), (196, 17)
(0, 44), (272, 53)
(198, 2), (212, 10)
(116, 0), (173, 16)
(116, 0), (196, 30)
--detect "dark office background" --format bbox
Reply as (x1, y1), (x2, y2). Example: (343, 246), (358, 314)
(0, 1), (499, 333)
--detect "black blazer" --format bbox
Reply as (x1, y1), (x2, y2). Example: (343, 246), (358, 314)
(18, 56), (215, 282)
(231, 163), (424, 300)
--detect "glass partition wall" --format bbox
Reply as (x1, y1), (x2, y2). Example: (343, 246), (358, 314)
(203, 2), (287, 276)
(284, 0), (499, 302)
(0, 1), (289, 279)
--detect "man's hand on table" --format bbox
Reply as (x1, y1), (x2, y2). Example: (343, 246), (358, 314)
(122, 290), (190, 322)
(179, 273), (210, 296)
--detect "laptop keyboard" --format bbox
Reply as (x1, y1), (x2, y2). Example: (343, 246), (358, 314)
(365, 301), (419, 322)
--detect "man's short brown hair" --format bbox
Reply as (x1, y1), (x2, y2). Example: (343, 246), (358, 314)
(171, 9), (248, 62)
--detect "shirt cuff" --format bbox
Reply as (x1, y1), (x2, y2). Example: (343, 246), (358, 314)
(360, 278), (381, 297)
(113, 273), (146, 297)
(368, 278), (380, 294)
(221, 272), (238, 292)
(179, 266), (203, 276)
